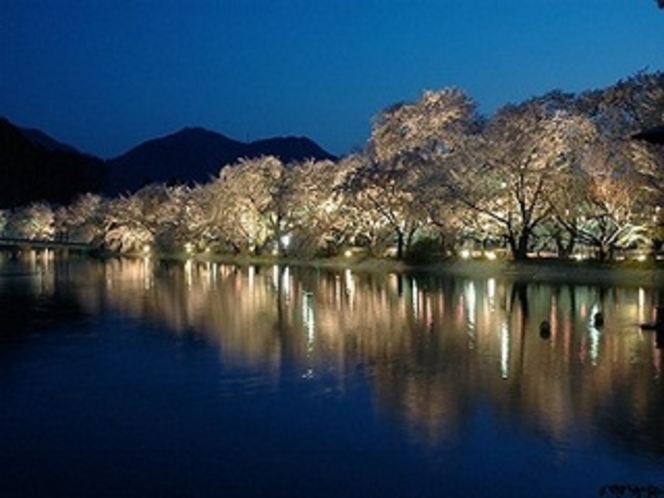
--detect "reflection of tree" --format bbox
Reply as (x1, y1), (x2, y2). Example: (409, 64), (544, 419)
(32, 258), (664, 455)
(369, 285), (477, 445)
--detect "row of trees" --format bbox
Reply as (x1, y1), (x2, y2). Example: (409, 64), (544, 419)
(3, 72), (664, 262)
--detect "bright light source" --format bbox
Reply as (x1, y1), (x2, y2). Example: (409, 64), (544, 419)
(344, 250), (352, 258)
(281, 234), (291, 248)
(573, 253), (585, 261)
(485, 251), (497, 260)
(142, 245), (150, 254)
(460, 249), (471, 260)
(636, 254), (647, 262)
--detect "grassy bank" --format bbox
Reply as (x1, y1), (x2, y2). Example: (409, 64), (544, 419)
(415, 258), (664, 287)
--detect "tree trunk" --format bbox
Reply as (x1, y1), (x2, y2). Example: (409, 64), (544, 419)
(508, 229), (531, 260)
(554, 232), (575, 259)
(396, 230), (404, 260)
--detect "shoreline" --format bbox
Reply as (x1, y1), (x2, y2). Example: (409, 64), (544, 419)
(8, 248), (664, 287)
(415, 259), (664, 287)
(151, 252), (664, 287)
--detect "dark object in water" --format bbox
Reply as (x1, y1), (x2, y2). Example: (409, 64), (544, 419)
(639, 306), (664, 348)
(640, 305), (664, 331)
(637, 324), (664, 349)
(593, 312), (604, 328)
(539, 320), (551, 339)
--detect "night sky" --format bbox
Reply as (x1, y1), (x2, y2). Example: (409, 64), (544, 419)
(1, 0), (663, 158)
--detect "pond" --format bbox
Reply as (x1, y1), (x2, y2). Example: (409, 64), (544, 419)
(1, 252), (664, 497)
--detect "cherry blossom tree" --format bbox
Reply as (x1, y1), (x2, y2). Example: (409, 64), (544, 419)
(440, 96), (596, 259)
(0, 210), (7, 236)
(103, 193), (154, 253)
(5, 202), (55, 240)
(207, 156), (294, 255)
(552, 139), (657, 260)
(55, 193), (107, 244)
(285, 158), (348, 257)
(344, 88), (479, 259)
(551, 71), (664, 259)
(326, 154), (390, 256)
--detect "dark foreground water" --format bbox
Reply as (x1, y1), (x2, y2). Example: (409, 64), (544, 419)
(1, 253), (664, 497)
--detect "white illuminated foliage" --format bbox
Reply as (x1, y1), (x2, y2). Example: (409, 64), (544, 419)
(443, 97), (598, 259)
(207, 156), (294, 255)
(340, 89), (481, 259)
(0, 210), (7, 236)
(554, 138), (655, 260)
(102, 184), (187, 253)
(6, 202), (55, 240)
(370, 87), (478, 164)
(336, 153), (399, 257)
(286, 158), (346, 257)
(56, 193), (106, 244)
(6, 71), (663, 262)
(576, 71), (664, 138)
(546, 73), (664, 259)
(157, 185), (212, 252)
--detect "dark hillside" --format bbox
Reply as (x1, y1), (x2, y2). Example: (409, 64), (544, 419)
(0, 118), (105, 208)
(106, 127), (246, 194)
(19, 127), (80, 154)
(243, 136), (337, 163)
(106, 127), (336, 195)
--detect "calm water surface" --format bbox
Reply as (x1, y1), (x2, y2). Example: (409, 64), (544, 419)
(1, 253), (664, 497)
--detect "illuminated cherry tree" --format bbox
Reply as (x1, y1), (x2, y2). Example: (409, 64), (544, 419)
(438, 96), (597, 259)
(55, 193), (106, 244)
(103, 193), (154, 253)
(552, 138), (657, 260)
(5, 202), (55, 240)
(284, 158), (348, 257)
(207, 156), (295, 255)
(5, 71), (664, 263)
(548, 72), (664, 259)
(343, 88), (480, 259)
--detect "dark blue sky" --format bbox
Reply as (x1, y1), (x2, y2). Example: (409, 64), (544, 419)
(1, 1), (663, 158)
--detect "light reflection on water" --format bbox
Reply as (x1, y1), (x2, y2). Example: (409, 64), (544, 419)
(1, 254), (664, 496)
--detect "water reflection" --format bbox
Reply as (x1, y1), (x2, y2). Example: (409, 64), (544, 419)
(3, 255), (664, 457)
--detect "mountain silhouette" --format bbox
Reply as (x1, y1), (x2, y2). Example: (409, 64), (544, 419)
(242, 136), (336, 163)
(106, 127), (245, 194)
(106, 127), (337, 194)
(1, 118), (337, 203)
(18, 126), (80, 154)
(0, 117), (106, 208)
